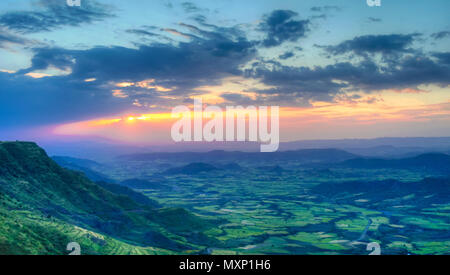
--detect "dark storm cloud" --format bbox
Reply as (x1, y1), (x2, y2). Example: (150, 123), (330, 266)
(431, 31), (450, 40)
(259, 10), (310, 48)
(324, 34), (420, 57)
(0, 0), (113, 33)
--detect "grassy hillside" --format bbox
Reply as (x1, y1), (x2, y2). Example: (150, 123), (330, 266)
(0, 142), (221, 254)
(0, 193), (172, 255)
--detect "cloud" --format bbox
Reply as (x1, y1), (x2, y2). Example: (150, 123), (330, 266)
(0, 72), (131, 128)
(2, 5), (449, 128)
(367, 17), (382, 23)
(0, 0), (113, 33)
(162, 28), (196, 39)
(431, 31), (450, 40)
(22, 25), (256, 86)
(259, 10), (309, 47)
(0, 28), (28, 48)
(433, 52), (450, 64)
(5, 21), (257, 124)
(323, 34), (420, 57)
(279, 51), (295, 60)
(126, 29), (160, 37)
(245, 52), (450, 104)
(17, 47), (76, 74)
(220, 93), (255, 105)
(310, 6), (342, 12)
(181, 2), (202, 13)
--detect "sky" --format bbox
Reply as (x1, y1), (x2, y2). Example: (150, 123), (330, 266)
(0, 0), (449, 145)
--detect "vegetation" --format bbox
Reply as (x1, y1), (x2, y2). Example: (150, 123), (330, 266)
(1, 141), (449, 255)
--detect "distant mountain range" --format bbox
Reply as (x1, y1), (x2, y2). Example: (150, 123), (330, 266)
(120, 148), (357, 163)
(339, 153), (450, 174)
(149, 152), (450, 177)
(38, 137), (450, 160)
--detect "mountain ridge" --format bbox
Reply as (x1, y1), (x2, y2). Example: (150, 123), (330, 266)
(0, 141), (221, 254)
(119, 148), (357, 163)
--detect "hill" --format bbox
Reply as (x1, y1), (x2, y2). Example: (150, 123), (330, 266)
(120, 149), (357, 164)
(0, 142), (221, 254)
(340, 153), (450, 174)
(120, 178), (171, 190)
(52, 156), (114, 183)
(95, 181), (160, 208)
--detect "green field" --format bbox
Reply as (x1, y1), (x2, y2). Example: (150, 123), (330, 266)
(91, 158), (450, 255)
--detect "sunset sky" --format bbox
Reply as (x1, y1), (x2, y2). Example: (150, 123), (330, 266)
(0, 0), (449, 144)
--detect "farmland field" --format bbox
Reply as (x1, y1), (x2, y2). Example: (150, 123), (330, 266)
(87, 155), (450, 255)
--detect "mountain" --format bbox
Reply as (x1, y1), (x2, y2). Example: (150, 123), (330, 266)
(52, 156), (114, 183)
(280, 137), (450, 152)
(340, 153), (450, 174)
(0, 142), (221, 254)
(341, 145), (433, 158)
(120, 149), (357, 164)
(164, 163), (220, 175)
(120, 178), (171, 190)
(40, 137), (450, 159)
(95, 181), (160, 208)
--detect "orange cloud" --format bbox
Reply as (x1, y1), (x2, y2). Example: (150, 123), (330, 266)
(112, 90), (128, 98)
(115, 82), (135, 88)
(25, 72), (51, 78)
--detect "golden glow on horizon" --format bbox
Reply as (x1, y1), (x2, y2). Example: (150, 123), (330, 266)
(87, 118), (122, 126)
(52, 84), (450, 143)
